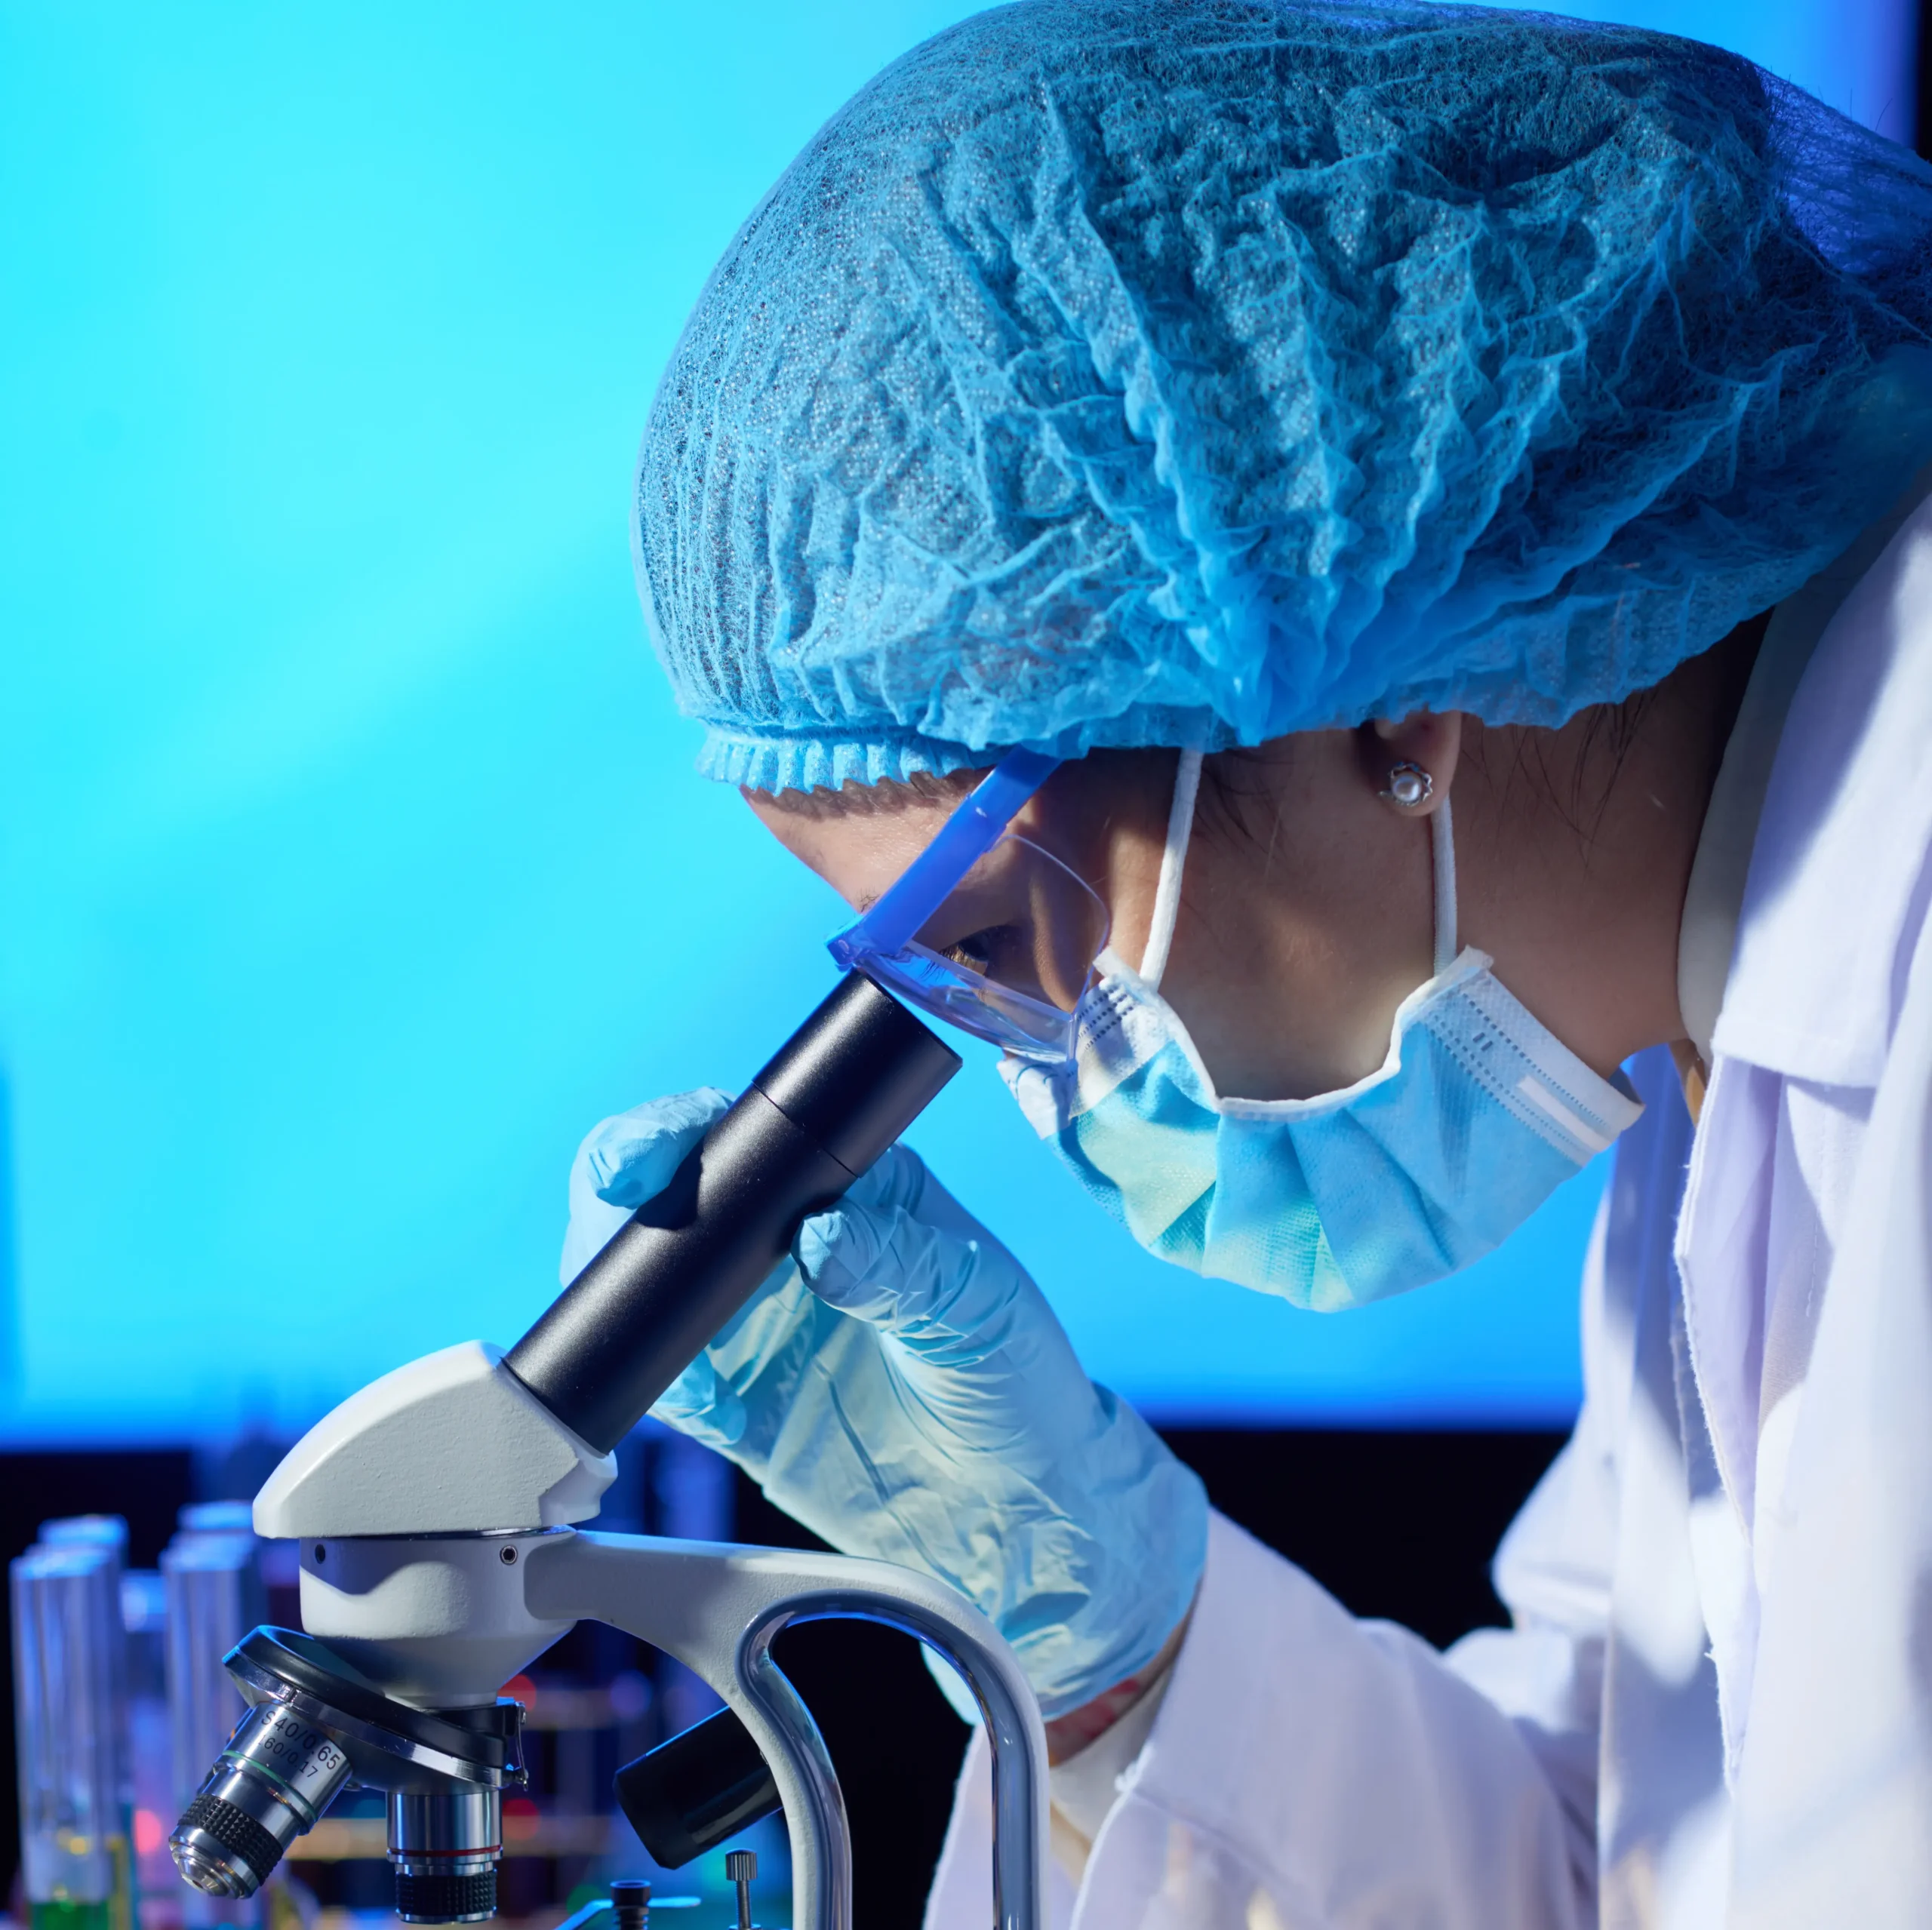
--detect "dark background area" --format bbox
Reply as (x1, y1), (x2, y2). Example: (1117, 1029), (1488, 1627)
(0, 1428), (1566, 1927)
(1921, 0), (1931, 161)
(1, 1429), (1565, 1926)
(1, 1452), (198, 1912)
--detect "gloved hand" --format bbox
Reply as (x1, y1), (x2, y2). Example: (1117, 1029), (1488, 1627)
(561, 1089), (1208, 1719)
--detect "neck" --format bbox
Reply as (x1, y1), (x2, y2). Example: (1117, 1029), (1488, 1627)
(1452, 610), (1768, 1078)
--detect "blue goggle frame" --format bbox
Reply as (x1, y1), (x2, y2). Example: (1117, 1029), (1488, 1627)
(828, 748), (1061, 957)
(826, 749), (1093, 1060)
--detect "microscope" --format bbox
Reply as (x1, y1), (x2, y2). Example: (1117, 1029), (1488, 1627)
(166, 973), (1048, 1930)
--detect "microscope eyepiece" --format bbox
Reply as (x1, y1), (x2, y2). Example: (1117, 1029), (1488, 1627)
(506, 970), (961, 1452)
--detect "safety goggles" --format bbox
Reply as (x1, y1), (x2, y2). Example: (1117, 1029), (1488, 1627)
(826, 749), (1110, 1064)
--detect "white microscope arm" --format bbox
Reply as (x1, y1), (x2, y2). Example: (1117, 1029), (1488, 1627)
(526, 1531), (1046, 1930)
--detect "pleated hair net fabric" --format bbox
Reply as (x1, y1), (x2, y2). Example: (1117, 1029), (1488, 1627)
(635, 0), (1932, 796)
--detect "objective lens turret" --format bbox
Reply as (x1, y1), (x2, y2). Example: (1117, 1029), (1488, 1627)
(167, 1626), (525, 1922)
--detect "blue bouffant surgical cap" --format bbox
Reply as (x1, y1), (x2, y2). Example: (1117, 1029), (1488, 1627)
(635, 0), (1932, 794)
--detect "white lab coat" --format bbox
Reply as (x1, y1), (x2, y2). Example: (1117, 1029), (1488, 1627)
(924, 492), (1932, 1929)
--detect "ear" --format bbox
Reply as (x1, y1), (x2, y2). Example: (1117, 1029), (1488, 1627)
(1359, 711), (1463, 818)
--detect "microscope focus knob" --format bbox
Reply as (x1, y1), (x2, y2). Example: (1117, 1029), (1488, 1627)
(724, 1851), (756, 1930)
(608, 1879), (650, 1930)
(614, 1710), (779, 1868)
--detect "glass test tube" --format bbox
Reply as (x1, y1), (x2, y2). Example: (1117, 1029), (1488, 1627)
(162, 1526), (266, 1929)
(12, 1545), (124, 1930)
(119, 1571), (177, 1919)
(38, 1517), (138, 1930)
(174, 1505), (255, 1543)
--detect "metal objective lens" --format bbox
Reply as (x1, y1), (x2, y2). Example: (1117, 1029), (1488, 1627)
(389, 1788), (503, 1923)
(170, 1700), (352, 1898)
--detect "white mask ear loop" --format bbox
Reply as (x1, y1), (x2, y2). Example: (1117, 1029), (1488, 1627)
(1431, 794), (1457, 976)
(1138, 748), (1203, 990)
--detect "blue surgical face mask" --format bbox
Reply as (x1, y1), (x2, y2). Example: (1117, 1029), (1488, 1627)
(1001, 752), (1642, 1308)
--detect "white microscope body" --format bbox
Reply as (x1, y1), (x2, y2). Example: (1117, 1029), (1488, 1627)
(172, 1340), (1047, 1930)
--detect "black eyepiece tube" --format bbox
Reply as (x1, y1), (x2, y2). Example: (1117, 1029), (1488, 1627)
(504, 971), (961, 1454)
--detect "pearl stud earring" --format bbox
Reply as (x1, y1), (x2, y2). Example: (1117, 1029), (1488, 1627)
(1381, 760), (1434, 808)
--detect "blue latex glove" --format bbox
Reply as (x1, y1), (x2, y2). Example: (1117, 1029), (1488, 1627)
(561, 1089), (1208, 1719)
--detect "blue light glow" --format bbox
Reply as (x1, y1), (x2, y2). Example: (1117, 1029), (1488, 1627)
(0, 0), (1913, 1440)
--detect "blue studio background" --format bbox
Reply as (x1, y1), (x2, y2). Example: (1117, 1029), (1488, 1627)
(0, 0), (1918, 1446)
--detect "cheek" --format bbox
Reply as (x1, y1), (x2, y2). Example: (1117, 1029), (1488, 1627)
(1155, 801), (1433, 1099)
(1093, 846), (1162, 979)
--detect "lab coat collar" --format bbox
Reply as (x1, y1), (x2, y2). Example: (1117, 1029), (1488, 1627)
(1715, 476), (1932, 1086)
(1672, 475), (1932, 1784)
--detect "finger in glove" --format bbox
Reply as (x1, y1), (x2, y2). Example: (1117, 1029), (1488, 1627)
(795, 1193), (1023, 1368)
(584, 1086), (733, 1206)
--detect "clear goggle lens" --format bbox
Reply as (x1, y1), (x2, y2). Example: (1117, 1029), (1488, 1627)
(830, 834), (1109, 1063)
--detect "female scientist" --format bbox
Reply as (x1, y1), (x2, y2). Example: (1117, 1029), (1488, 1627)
(562, 2), (1932, 1921)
